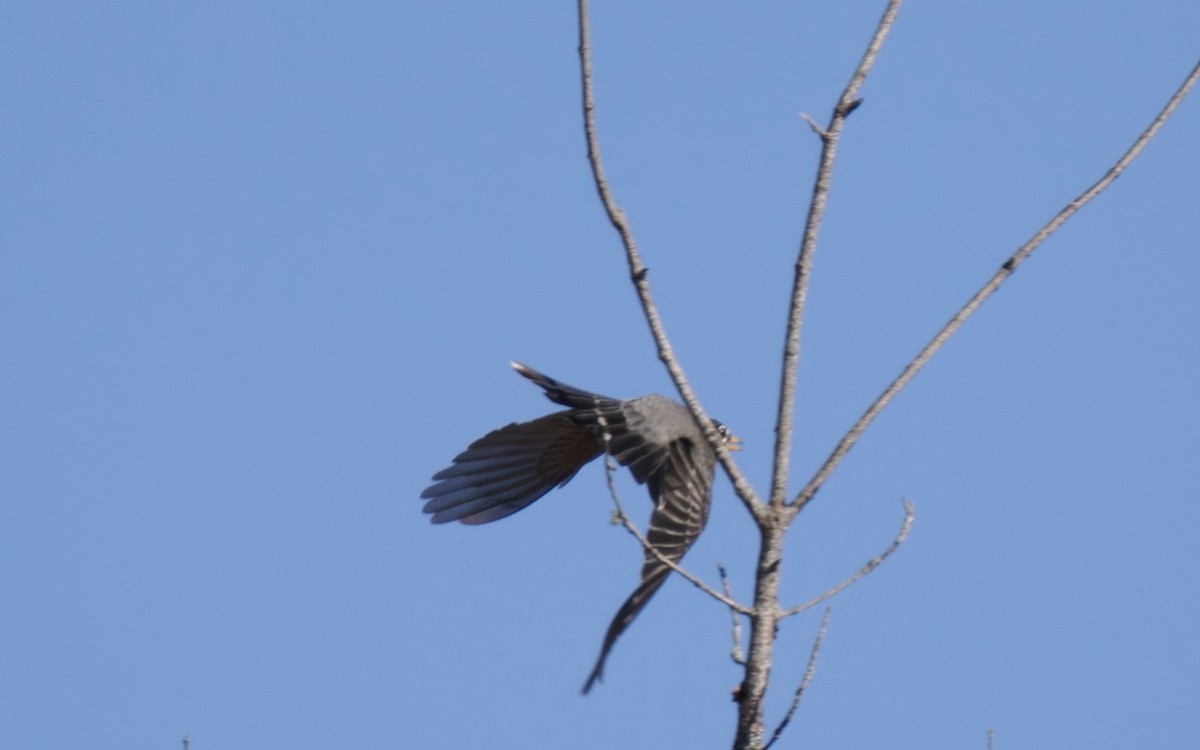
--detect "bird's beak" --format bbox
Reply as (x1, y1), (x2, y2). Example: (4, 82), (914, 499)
(726, 434), (744, 452)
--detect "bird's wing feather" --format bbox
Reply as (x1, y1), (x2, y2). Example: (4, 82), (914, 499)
(582, 438), (715, 693)
(641, 439), (713, 571)
(421, 413), (603, 525)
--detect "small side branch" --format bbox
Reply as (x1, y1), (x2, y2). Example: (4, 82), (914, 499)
(781, 498), (914, 618)
(601, 456), (753, 615)
(576, 0), (761, 514)
(762, 607), (833, 750)
(799, 112), (830, 140)
(718, 563), (747, 665)
(792, 57), (1200, 511)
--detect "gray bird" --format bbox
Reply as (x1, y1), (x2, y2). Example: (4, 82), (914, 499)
(421, 361), (740, 693)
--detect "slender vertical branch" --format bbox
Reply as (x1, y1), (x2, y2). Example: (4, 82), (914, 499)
(576, 0), (761, 515)
(762, 607), (832, 750)
(770, 0), (903, 511)
(792, 56), (1200, 511)
(719, 563), (747, 665)
(731, 5), (903, 749)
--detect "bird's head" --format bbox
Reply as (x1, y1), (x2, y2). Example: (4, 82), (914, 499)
(713, 420), (743, 451)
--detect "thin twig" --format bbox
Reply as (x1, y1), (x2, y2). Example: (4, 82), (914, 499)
(601, 454), (753, 615)
(770, 0), (902, 510)
(799, 112), (830, 139)
(576, 0), (761, 516)
(718, 563), (747, 665)
(792, 56), (1200, 511)
(781, 498), (914, 617)
(763, 607), (833, 750)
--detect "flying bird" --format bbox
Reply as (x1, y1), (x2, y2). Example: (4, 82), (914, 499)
(421, 361), (740, 693)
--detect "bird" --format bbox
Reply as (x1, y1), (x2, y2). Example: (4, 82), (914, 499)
(421, 361), (740, 693)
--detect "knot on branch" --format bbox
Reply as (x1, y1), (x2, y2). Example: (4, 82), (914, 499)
(838, 97), (864, 118)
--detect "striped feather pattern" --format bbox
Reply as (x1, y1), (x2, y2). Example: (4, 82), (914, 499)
(582, 438), (714, 693)
(421, 413), (602, 525)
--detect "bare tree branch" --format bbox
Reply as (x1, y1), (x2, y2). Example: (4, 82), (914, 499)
(735, 5), (904, 748)
(573, 4), (1197, 750)
(780, 498), (914, 618)
(600, 454), (753, 615)
(576, 0), (761, 516)
(718, 563), (747, 665)
(770, 0), (903, 510)
(792, 57), (1200, 512)
(762, 607), (833, 750)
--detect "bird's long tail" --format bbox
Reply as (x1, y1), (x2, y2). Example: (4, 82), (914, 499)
(581, 561), (672, 694)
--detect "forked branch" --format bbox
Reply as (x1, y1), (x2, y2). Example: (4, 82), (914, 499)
(792, 57), (1200, 512)
(736, 5), (906, 748)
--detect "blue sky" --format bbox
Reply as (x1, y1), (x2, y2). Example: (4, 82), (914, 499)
(3, 2), (1198, 748)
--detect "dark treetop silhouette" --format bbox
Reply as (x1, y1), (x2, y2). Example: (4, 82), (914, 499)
(422, 362), (740, 692)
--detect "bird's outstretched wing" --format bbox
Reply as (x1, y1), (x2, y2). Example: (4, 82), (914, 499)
(423, 363), (670, 525)
(421, 413), (603, 525)
(582, 436), (715, 693)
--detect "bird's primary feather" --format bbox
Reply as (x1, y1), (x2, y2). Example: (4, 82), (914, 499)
(420, 413), (602, 525)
